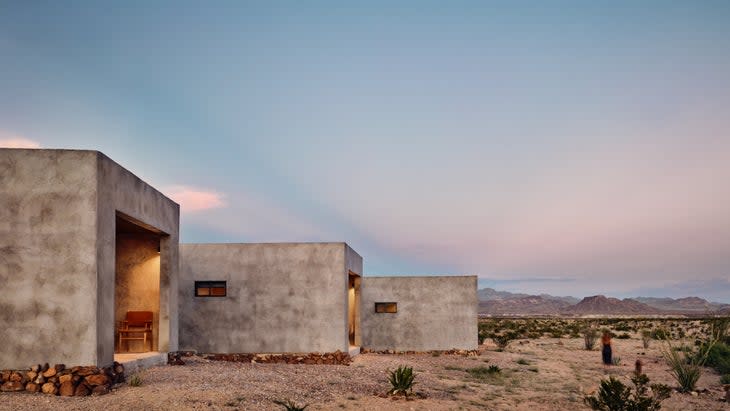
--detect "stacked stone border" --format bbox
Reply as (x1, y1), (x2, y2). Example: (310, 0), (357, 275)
(359, 348), (482, 356)
(168, 350), (352, 365)
(0, 362), (124, 396)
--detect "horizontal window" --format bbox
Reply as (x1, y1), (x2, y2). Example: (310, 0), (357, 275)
(374, 302), (397, 313)
(195, 281), (226, 297)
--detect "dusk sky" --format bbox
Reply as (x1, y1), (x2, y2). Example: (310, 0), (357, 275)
(2, 1), (729, 302)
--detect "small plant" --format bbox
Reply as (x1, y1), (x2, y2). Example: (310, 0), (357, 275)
(641, 330), (652, 349)
(387, 365), (416, 398)
(720, 374), (730, 385)
(273, 399), (309, 411)
(584, 374), (671, 411)
(612, 356), (622, 366)
(583, 327), (599, 350)
(516, 358), (530, 365)
(129, 374), (142, 387)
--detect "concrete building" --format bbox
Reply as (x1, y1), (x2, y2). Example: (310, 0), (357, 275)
(361, 276), (478, 351)
(1, 148), (477, 370)
(179, 243), (363, 354)
(0, 149), (179, 369)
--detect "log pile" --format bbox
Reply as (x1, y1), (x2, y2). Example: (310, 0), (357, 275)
(359, 348), (481, 356)
(0, 362), (124, 396)
(198, 350), (352, 365)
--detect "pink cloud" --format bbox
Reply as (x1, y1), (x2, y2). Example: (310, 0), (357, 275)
(0, 136), (41, 148)
(165, 185), (227, 212)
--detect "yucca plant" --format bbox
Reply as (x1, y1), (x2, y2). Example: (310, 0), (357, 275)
(129, 374), (142, 387)
(660, 337), (715, 392)
(387, 365), (416, 398)
(273, 399), (309, 411)
(641, 330), (652, 349)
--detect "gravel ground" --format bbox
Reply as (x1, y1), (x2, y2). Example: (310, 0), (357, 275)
(1, 339), (728, 410)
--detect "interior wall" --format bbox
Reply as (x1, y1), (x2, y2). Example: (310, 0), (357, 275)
(115, 233), (160, 352)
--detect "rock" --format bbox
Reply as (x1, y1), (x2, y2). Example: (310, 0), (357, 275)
(41, 382), (57, 395)
(59, 380), (75, 396)
(27, 371), (37, 381)
(84, 374), (110, 386)
(25, 382), (39, 392)
(59, 374), (73, 384)
(0, 381), (25, 392)
(54, 364), (65, 372)
(91, 385), (109, 395)
(42, 367), (57, 378)
(34, 374), (45, 384)
(74, 383), (90, 397)
(30, 364), (40, 373)
(9, 372), (24, 383)
(690, 391), (698, 397)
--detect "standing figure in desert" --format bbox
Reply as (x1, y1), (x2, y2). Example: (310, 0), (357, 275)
(601, 330), (612, 366)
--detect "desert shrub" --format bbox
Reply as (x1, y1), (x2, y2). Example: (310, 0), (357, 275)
(466, 365), (501, 379)
(273, 399), (309, 411)
(651, 328), (668, 340)
(708, 317), (730, 344)
(617, 333), (631, 340)
(720, 374), (730, 384)
(493, 331), (518, 349)
(641, 330), (652, 349)
(129, 374), (142, 387)
(516, 358), (530, 365)
(584, 374), (670, 411)
(703, 341), (730, 375)
(612, 356), (622, 366)
(583, 327), (599, 350)
(387, 365), (416, 398)
(661, 339), (714, 392)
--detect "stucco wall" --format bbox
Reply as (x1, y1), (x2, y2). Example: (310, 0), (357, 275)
(179, 243), (358, 353)
(0, 149), (179, 368)
(360, 276), (478, 351)
(115, 234), (160, 352)
(97, 153), (179, 366)
(0, 149), (99, 369)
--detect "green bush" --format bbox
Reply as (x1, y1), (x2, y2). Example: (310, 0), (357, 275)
(466, 365), (501, 379)
(703, 342), (730, 375)
(584, 374), (670, 411)
(387, 365), (416, 398)
(720, 374), (730, 385)
(493, 331), (518, 349)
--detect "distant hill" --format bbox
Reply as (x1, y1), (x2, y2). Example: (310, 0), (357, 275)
(634, 296), (725, 312)
(565, 295), (659, 315)
(478, 288), (730, 316)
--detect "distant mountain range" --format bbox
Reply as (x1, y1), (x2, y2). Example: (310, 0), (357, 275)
(478, 287), (730, 316)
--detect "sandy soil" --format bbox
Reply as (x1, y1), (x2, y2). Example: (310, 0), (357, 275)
(1, 338), (728, 410)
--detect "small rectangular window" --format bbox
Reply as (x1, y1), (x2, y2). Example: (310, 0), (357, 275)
(195, 281), (227, 297)
(374, 302), (397, 313)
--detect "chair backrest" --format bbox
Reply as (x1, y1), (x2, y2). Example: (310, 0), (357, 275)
(126, 311), (153, 326)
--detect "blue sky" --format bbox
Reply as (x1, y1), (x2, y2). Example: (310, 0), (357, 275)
(2, 1), (729, 301)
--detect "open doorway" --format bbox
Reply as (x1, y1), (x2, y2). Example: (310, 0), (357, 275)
(114, 213), (163, 354)
(348, 271), (361, 349)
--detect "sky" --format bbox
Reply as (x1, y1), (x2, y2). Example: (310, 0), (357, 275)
(1, 1), (729, 302)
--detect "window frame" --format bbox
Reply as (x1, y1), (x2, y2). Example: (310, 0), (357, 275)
(194, 280), (227, 297)
(374, 302), (398, 313)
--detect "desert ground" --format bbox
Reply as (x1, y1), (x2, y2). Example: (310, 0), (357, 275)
(1, 319), (728, 410)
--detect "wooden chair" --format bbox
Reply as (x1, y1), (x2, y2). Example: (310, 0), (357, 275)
(118, 311), (153, 352)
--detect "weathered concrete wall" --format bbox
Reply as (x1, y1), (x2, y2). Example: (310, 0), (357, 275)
(0, 149), (99, 369)
(115, 234), (160, 352)
(360, 276), (478, 351)
(0, 149), (179, 368)
(179, 243), (356, 353)
(97, 153), (179, 366)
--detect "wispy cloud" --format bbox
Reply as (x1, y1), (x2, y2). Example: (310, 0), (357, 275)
(0, 132), (41, 149)
(164, 185), (227, 212)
